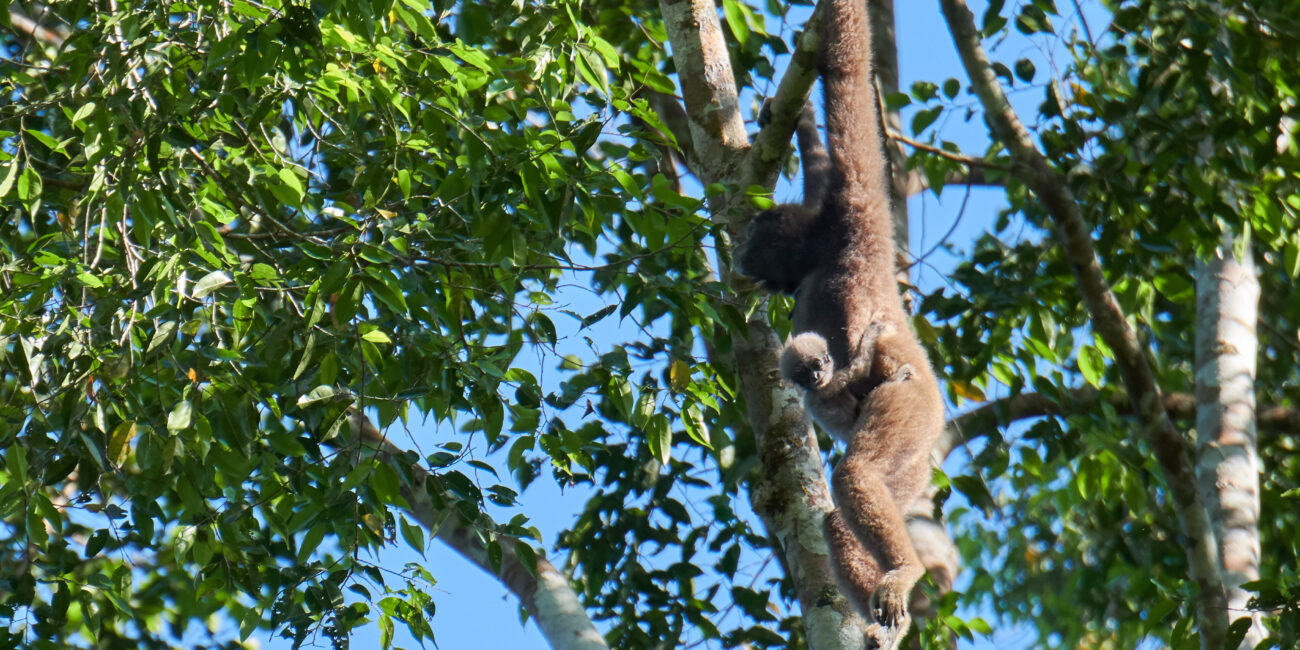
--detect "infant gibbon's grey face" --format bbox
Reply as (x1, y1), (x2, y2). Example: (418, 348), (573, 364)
(780, 333), (834, 389)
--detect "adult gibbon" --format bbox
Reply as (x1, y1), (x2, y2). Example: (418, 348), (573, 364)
(737, 0), (945, 642)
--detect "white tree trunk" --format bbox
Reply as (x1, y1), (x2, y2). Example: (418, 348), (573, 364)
(1195, 239), (1263, 649)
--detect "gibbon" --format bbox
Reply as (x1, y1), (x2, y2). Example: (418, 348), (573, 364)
(779, 322), (913, 439)
(737, 0), (946, 643)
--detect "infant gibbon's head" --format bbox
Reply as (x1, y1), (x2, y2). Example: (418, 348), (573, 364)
(780, 333), (834, 390)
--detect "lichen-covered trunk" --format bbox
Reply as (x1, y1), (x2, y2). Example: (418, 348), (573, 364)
(1195, 240), (1264, 649)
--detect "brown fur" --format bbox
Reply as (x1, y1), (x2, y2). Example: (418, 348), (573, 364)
(780, 323), (914, 439)
(736, 0), (946, 642)
(735, 103), (830, 294)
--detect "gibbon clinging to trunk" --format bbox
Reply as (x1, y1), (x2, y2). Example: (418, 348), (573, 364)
(736, 0), (946, 643)
(780, 322), (914, 439)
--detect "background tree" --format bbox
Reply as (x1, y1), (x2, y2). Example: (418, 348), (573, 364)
(0, 1), (1298, 649)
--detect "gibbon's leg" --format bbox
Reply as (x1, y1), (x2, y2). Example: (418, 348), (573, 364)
(823, 509), (882, 612)
(824, 512), (906, 650)
(830, 378), (943, 629)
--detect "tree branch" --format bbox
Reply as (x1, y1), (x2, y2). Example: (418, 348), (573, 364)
(6, 6), (69, 47)
(887, 130), (1008, 170)
(901, 167), (1003, 197)
(1195, 240), (1265, 648)
(348, 413), (608, 650)
(938, 1), (1229, 643)
(939, 388), (1300, 459)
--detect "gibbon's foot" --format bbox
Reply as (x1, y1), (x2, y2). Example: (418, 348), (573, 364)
(870, 570), (913, 629)
(864, 619), (908, 650)
(891, 362), (915, 383)
(863, 621), (905, 650)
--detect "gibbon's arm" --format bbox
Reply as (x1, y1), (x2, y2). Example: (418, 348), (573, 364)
(820, 319), (892, 394)
(736, 102), (829, 295)
(757, 99), (831, 211)
(794, 104), (831, 212)
(818, 0), (894, 271)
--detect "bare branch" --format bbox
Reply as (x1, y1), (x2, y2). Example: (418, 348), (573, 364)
(887, 130), (1008, 170)
(938, 387), (1300, 460)
(348, 413), (608, 650)
(7, 6), (68, 47)
(744, 3), (824, 194)
(901, 166), (1003, 197)
(938, 0), (1228, 642)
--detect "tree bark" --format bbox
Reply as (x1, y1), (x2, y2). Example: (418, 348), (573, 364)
(1195, 239), (1265, 648)
(936, 0), (1229, 645)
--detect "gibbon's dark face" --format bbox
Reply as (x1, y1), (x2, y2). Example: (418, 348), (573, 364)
(790, 354), (830, 389)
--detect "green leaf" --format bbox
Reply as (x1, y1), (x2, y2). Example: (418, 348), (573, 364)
(0, 159), (18, 197)
(361, 328), (392, 344)
(399, 516), (426, 558)
(580, 304), (617, 330)
(682, 404), (711, 448)
(167, 401), (194, 434)
(1077, 346), (1105, 387)
(396, 168), (411, 198)
(25, 128), (61, 152)
(1153, 272), (1193, 302)
(193, 270), (233, 299)
(77, 272), (105, 289)
(108, 422), (138, 465)
(85, 529), (109, 558)
(298, 523), (326, 564)
(297, 385), (338, 408)
(722, 0), (750, 45)
(280, 168), (305, 202)
(513, 541), (538, 577)
(1014, 58), (1036, 83)
(239, 608), (262, 642)
(646, 413), (671, 465)
(147, 321), (178, 356)
(6, 445), (28, 482)
(370, 463), (409, 508)
(378, 614), (395, 648)
(72, 101), (97, 125)
(911, 106), (942, 135)
(26, 509), (49, 547)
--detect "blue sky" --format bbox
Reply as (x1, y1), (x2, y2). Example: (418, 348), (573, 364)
(261, 1), (1112, 648)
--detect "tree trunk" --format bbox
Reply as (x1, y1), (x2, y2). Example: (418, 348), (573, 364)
(936, 1), (1229, 644)
(1195, 239), (1264, 648)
